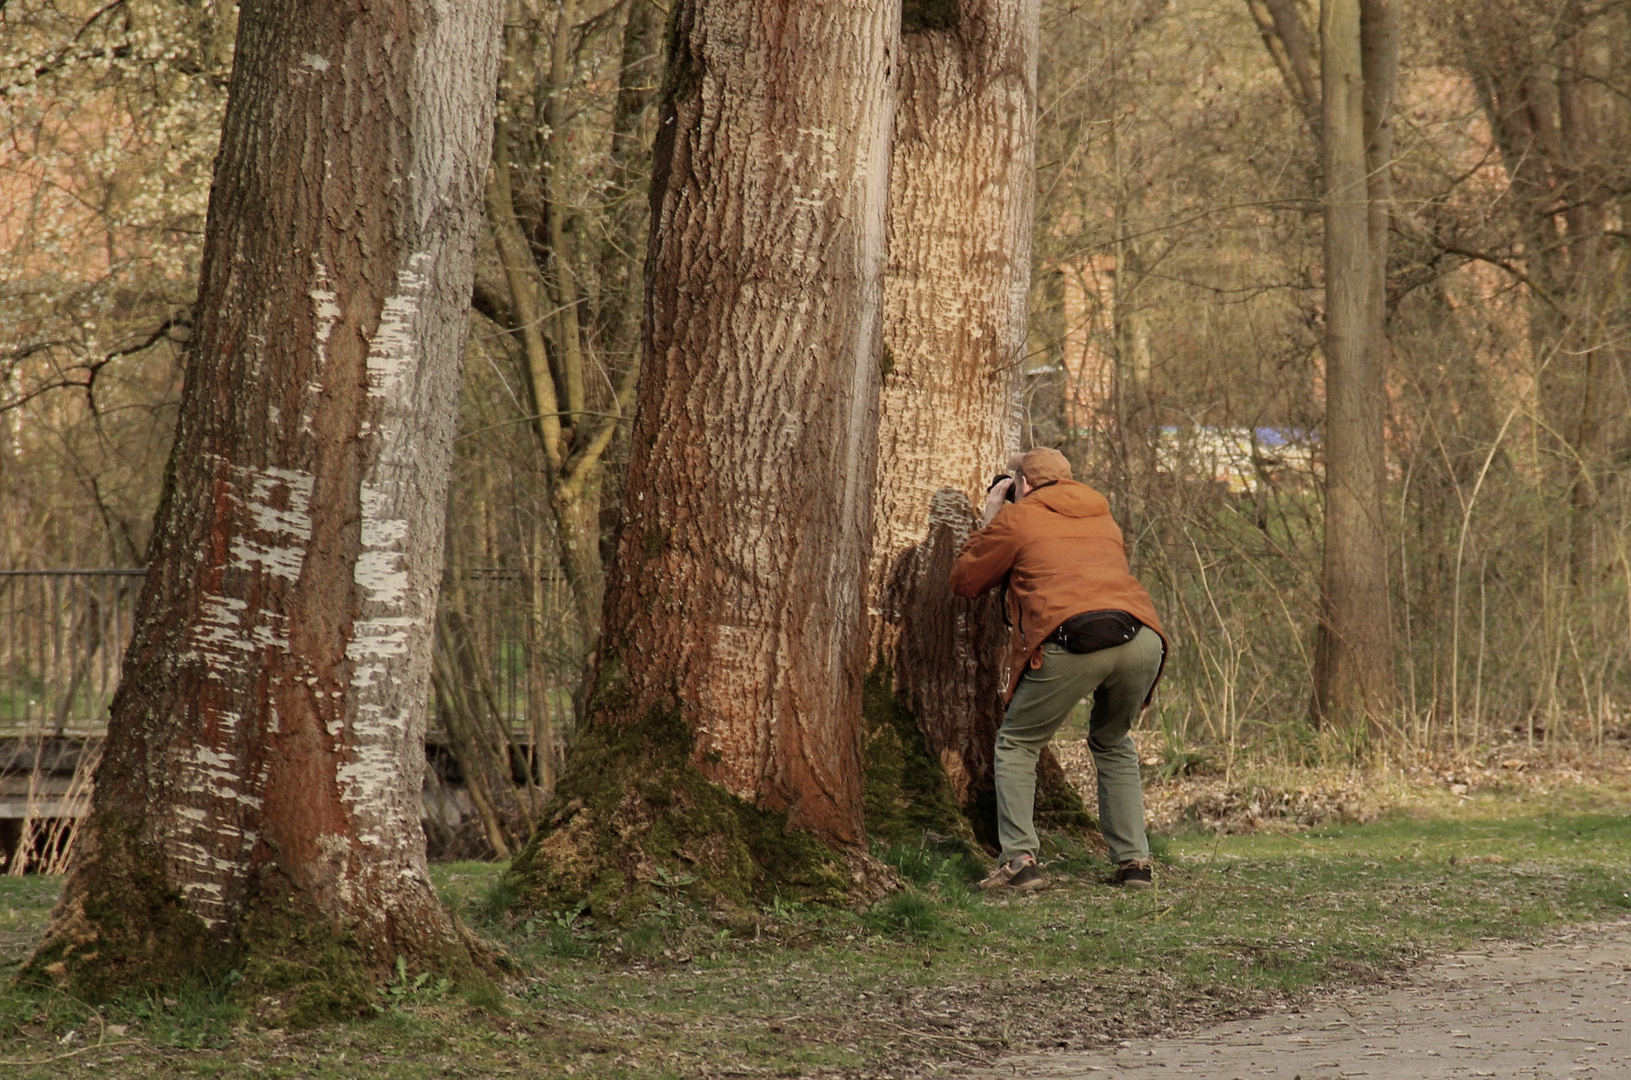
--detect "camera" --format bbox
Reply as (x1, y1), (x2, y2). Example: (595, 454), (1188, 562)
(987, 473), (1018, 503)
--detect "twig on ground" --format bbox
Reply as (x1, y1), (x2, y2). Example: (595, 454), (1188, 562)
(0, 1038), (138, 1067)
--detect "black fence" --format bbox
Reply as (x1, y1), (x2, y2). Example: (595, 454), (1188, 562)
(0, 568), (557, 737)
(0, 570), (144, 736)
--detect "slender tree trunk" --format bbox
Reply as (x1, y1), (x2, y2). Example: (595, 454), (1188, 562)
(548, 0), (662, 696)
(510, 0), (899, 918)
(550, 0), (663, 682)
(592, 0), (664, 363)
(31, 0), (503, 1010)
(1555, 7), (1609, 585)
(868, 0), (1093, 842)
(1246, 0), (1321, 129)
(482, 2), (656, 709)
(1312, 0), (1396, 736)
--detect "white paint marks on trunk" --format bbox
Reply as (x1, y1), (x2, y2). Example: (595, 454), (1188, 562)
(341, 255), (430, 816)
(231, 467), (313, 581)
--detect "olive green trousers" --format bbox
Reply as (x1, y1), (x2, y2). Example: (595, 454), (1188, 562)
(995, 626), (1165, 867)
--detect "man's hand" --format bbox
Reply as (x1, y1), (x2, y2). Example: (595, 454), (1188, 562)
(979, 477), (1013, 529)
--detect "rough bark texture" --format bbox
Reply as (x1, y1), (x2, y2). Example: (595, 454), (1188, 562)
(1312, 0), (1396, 735)
(866, 0), (1089, 844)
(508, 0), (900, 920)
(29, 0), (503, 1015)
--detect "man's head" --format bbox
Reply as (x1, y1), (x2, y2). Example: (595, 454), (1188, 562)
(1018, 447), (1072, 491)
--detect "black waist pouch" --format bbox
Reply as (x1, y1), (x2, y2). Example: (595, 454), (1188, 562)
(1050, 609), (1141, 654)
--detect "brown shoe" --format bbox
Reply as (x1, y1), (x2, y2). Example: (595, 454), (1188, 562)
(1112, 859), (1153, 889)
(1007, 860), (1048, 892)
(978, 854), (1048, 892)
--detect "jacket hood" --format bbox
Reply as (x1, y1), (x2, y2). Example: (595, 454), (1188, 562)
(1025, 479), (1109, 519)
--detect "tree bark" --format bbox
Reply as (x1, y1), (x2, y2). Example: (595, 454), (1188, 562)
(867, 0), (1094, 842)
(508, 0), (899, 919)
(1312, 0), (1396, 734)
(31, 0), (503, 1010)
(613, 0), (894, 847)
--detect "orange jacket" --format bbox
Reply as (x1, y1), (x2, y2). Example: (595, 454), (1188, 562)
(949, 479), (1167, 705)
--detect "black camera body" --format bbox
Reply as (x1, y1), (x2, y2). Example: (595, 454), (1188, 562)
(988, 473), (1018, 503)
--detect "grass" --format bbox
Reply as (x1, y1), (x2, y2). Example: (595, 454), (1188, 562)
(0, 782), (1628, 1077)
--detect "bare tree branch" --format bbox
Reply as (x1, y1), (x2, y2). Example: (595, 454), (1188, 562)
(0, 314), (187, 415)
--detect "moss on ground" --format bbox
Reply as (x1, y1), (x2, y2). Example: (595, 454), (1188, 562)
(230, 890), (381, 1028)
(507, 688), (853, 924)
(18, 817), (485, 1027)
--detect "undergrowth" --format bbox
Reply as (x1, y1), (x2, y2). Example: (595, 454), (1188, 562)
(1, 786), (1629, 1077)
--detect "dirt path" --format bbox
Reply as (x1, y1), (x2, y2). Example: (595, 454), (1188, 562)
(965, 922), (1631, 1079)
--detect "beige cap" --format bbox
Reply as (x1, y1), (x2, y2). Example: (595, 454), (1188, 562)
(1019, 447), (1073, 486)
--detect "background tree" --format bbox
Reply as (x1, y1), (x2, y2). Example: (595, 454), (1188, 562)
(1, 0), (233, 570)
(1434, 1), (1631, 585)
(1310, 0), (1398, 733)
(442, 0), (665, 853)
(508, 0), (899, 919)
(1246, 0), (1399, 734)
(473, 0), (660, 657)
(27, 0), (504, 1015)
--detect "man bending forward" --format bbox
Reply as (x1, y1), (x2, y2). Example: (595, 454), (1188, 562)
(950, 448), (1167, 892)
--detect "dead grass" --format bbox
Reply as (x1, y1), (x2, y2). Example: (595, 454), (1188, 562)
(1053, 733), (1631, 835)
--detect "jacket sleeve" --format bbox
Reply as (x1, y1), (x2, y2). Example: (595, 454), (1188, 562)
(949, 510), (1019, 598)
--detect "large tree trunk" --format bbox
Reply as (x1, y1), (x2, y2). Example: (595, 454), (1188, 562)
(865, 0), (1089, 845)
(1312, 0), (1397, 735)
(30, 0), (503, 1012)
(508, 0), (899, 919)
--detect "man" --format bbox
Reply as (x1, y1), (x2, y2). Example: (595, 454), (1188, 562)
(950, 447), (1167, 892)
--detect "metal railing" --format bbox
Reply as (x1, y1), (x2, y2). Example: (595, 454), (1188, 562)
(0, 567), (562, 735)
(0, 570), (145, 736)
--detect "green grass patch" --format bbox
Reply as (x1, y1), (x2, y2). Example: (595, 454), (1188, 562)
(0, 789), (1628, 1077)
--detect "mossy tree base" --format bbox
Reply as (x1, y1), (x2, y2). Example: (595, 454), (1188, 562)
(508, 705), (891, 925)
(21, 819), (490, 1027)
(862, 660), (978, 848)
(21, 820), (222, 1005)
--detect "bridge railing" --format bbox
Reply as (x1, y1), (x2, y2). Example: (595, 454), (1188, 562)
(0, 570), (144, 737)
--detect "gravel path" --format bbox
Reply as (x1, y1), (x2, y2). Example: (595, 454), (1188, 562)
(966, 922), (1631, 1079)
